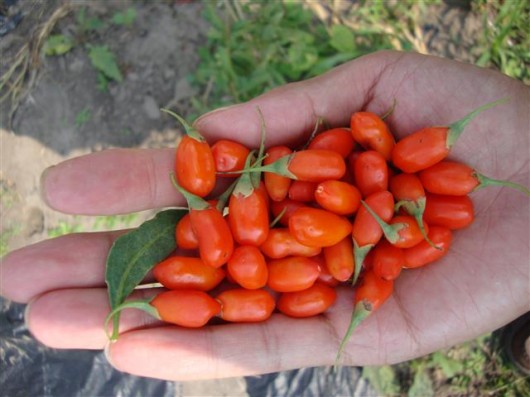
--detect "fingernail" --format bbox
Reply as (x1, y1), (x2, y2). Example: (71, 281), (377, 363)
(193, 104), (238, 127)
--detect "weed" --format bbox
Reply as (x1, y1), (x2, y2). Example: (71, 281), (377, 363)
(473, 0), (530, 84)
(75, 107), (91, 128)
(76, 7), (105, 34)
(363, 334), (530, 396)
(47, 220), (83, 238)
(87, 45), (123, 91)
(362, 365), (400, 396)
(93, 214), (138, 231)
(0, 226), (21, 258)
(112, 7), (137, 27)
(43, 34), (74, 56)
(189, 0), (373, 116)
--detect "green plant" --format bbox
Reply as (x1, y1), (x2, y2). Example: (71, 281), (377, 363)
(75, 107), (91, 128)
(189, 1), (382, 116)
(362, 334), (530, 396)
(87, 45), (123, 91)
(92, 213), (138, 231)
(474, 0), (530, 84)
(76, 7), (105, 33)
(43, 34), (75, 56)
(112, 7), (137, 27)
(0, 226), (21, 258)
(47, 220), (83, 238)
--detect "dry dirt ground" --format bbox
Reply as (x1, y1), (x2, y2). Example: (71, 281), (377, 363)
(0, 0), (487, 395)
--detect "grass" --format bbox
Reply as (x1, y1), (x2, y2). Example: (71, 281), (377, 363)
(474, 0), (530, 84)
(46, 214), (140, 239)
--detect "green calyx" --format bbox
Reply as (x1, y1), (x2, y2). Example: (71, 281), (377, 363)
(247, 154), (297, 179)
(105, 297), (159, 341)
(394, 197), (440, 250)
(446, 98), (508, 149)
(335, 299), (372, 367)
(170, 173), (210, 210)
(161, 108), (206, 142)
(473, 171), (530, 196)
(233, 151), (258, 198)
(219, 154), (298, 180)
(361, 200), (405, 245)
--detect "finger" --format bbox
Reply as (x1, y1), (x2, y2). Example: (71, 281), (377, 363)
(26, 287), (161, 350)
(41, 148), (181, 215)
(1, 232), (120, 303)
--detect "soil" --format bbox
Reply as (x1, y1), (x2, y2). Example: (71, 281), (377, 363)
(0, 0), (493, 394)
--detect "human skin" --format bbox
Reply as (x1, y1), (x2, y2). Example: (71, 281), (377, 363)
(1, 50), (529, 381)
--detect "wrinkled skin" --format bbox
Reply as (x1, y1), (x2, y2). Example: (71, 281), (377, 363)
(1, 51), (529, 381)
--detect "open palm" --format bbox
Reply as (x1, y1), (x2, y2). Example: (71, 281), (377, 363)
(1, 51), (528, 381)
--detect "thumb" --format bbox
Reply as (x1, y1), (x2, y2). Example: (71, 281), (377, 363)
(193, 50), (402, 149)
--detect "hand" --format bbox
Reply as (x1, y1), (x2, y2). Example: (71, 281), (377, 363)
(1, 50), (528, 381)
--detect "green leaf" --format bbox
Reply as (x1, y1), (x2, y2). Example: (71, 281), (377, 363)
(44, 35), (74, 56)
(330, 25), (355, 53)
(112, 8), (137, 27)
(87, 45), (123, 83)
(96, 73), (109, 91)
(105, 209), (185, 337)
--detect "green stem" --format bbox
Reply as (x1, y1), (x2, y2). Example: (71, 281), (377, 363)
(334, 300), (372, 367)
(105, 298), (159, 341)
(360, 200), (405, 245)
(170, 173), (210, 210)
(474, 172), (530, 196)
(352, 239), (372, 286)
(302, 116), (325, 150)
(270, 207), (287, 228)
(446, 98), (508, 149)
(161, 108), (205, 142)
(222, 154), (298, 179)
